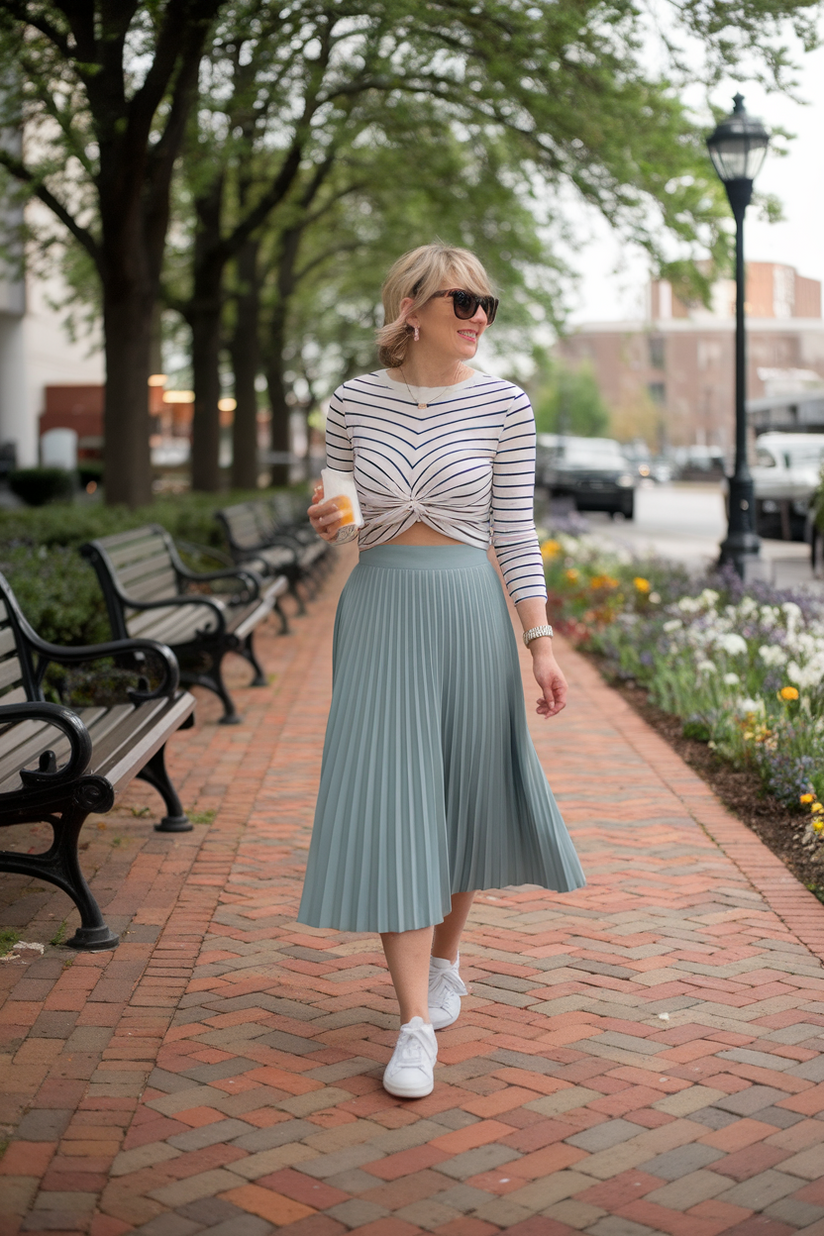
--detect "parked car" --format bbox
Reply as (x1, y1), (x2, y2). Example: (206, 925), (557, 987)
(536, 434), (636, 519)
(672, 444), (727, 481)
(751, 432), (824, 541)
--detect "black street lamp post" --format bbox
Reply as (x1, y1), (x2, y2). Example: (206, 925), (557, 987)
(706, 94), (770, 578)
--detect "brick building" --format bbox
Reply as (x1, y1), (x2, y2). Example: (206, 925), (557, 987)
(557, 262), (824, 453)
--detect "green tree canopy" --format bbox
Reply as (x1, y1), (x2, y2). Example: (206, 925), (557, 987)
(0, 0), (819, 500)
(528, 352), (611, 438)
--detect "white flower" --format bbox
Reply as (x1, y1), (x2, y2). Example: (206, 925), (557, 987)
(723, 672), (740, 685)
(677, 596), (703, 614)
(788, 656), (824, 690)
(758, 644), (788, 667)
(701, 589), (720, 608)
(716, 633), (748, 656)
(737, 696), (764, 716)
(648, 592), (661, 604)
(663, 619), (682, 633)
(697, 659), (716, 674)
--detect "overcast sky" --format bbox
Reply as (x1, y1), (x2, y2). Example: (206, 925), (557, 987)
(568, 40), (824, 324)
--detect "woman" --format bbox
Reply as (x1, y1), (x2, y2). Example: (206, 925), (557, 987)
(301, 243), (585, 1099)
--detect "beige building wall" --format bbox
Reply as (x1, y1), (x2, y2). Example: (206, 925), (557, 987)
(559, 263), (824, 453)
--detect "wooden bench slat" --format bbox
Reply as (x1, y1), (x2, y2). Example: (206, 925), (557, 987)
(0, 627), (18, 660)
(115, 556), (177, 590)
(0, 654), (24, 695)
(97, 695), (195, 794)
(126, 605), (221, 644)
(105, 534), (170, 570)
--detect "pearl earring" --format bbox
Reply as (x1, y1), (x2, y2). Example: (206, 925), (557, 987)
(413, 325), (420, 342)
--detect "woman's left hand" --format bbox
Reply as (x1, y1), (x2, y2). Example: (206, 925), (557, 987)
(531, 647), (568, 718)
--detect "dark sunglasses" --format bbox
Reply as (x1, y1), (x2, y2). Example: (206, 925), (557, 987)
(430, 288), (499, 325)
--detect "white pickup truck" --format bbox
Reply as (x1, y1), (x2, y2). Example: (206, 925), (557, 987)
(751, 432), (824, 540)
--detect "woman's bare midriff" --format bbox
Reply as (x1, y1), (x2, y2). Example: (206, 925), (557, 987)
(363, 522), (464, 549)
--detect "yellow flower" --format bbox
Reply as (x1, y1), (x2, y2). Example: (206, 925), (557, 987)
(811, 802), (824, 814)
(541, 540), (561, 561)
(779, 686), (799, 701)
(813, 820), (824, 834)
(565, 568), (579, 582)
(800, 793), (815, 804)
(634, 577), (651, 593)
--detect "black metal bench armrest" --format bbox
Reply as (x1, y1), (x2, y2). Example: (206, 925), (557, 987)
(0, 701), (92, 788)
(174, 539), (236, 569)
(178, 564), (262, 591)
(164, 537), (263, 597)
(109, 591), (229, 631)
(260, 531), (305, 554)
(28, 635), (180, 702)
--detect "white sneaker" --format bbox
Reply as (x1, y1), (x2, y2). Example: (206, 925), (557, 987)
(383, 1017), (437, 1098)
(428, 955), (468, 1030)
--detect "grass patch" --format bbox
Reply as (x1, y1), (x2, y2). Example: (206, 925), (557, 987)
(0, 927), (21, 957)
(188, 809), (216, 825)
(49, 920), (68, 947)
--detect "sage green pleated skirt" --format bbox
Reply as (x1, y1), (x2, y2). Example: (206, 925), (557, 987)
(297, 544), (585, 934)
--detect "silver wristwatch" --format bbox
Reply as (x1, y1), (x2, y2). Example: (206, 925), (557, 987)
(523, 624), (554, 647)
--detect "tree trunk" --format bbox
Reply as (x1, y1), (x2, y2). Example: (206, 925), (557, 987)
(103, 286), (154, 507)
(266, 303), (291, 488)
(230, 237), (261, 490)
(190, 300), (223, 492)
(190, 177), (225, 492)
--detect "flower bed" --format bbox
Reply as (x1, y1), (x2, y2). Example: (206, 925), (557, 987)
(542, 531), (824, 863)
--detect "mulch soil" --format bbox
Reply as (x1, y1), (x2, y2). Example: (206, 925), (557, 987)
(582, 649), (824, 902)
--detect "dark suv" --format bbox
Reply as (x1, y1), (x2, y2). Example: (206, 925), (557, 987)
(536, 434), (636, 519)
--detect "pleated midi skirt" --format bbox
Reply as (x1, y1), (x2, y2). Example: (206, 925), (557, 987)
(297, 544), (585, 934)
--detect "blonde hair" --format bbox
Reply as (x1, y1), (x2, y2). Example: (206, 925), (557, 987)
(376, 243), (494, 369)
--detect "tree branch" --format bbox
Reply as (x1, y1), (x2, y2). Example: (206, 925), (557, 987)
(0, 0), (72, 57)
(0, 148), (100, 267)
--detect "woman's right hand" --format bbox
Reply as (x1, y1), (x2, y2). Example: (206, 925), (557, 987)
(308, 482), (343, 542)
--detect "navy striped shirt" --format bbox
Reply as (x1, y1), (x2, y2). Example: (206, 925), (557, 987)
(325, 370), (547, 604)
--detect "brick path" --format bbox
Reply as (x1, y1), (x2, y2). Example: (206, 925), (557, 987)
(2, 546), (824, 1236)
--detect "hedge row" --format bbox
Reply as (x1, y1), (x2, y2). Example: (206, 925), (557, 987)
(1, 486), (308, 646)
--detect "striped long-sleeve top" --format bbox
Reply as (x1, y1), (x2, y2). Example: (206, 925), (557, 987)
(325, 369), (548, 604)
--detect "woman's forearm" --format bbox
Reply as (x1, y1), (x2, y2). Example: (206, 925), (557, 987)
(515, 597), (552, 638)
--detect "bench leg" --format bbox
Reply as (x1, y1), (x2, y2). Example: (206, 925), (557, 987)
(136, 745), (192, 833)
(0, 798), (119, 951)
(181, 650), (241, 725)
(239, 631), (267, 686)
(274, 597), (290, 635)
(288, 577), (308, 616)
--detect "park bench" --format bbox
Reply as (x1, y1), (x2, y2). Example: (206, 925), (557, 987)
(81, 525), (286, 725)
(0, 572), (195, 951)
(215, 496), (329, 617)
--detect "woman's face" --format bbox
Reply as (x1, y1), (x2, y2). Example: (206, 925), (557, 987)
(402, 283), (490, 364)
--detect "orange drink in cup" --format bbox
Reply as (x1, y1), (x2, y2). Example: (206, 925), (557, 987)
(333, 494), (355, 525)
(320, 468), (363, 543)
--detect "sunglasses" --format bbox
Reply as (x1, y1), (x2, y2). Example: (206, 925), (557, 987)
(430, 288), (499, 325)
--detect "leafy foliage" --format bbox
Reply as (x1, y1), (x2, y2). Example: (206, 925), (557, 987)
(541, 529), (824, 853)
(8, 468), (75, 506)
(526, 352), (610, 438)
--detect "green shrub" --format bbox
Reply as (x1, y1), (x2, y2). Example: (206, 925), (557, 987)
(78, 461), (104, 489)
(8, 467), (75, 506)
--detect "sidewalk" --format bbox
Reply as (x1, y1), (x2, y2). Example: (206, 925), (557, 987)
(2, 545), (824, 1236)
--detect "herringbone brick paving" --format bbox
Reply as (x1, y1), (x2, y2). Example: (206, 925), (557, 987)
(2, 545), (824, 1236)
